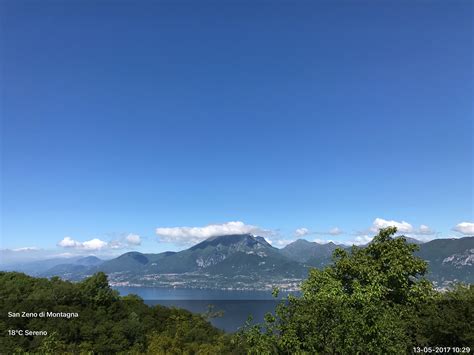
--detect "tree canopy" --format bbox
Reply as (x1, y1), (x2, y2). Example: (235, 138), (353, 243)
(236, 227), (473, 354)
(0, 271), (240, 354)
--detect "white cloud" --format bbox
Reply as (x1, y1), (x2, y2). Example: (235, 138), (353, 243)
(11, 247), (41, 252)
(273, 239), (295, 247)
(328, 227), (343, 236)
(452, 222), (474, 235)
(58, 237), (83, 248)
(354, 235), (373, 245)
(418, 224), (434, 235)
(370, 218), (413, 233)
(295, 228), (309, 237)
(57, 232), (142, 251)
(343, 235), (374, 246)
(82, 238), (108, 250)
(108, 240), (124, 249)
(295, 226), (344, 237)
(363, 219), (436, 241)
(125, 233), (141, 246)
(58, 237), (108, 251)
(155, 221), (272, 245)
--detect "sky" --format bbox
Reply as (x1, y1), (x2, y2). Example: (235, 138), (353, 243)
(1, 0), (473, 261)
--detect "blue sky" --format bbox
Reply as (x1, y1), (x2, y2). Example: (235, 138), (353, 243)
(1, 0), (472, 259)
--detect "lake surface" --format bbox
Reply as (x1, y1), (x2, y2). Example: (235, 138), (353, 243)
(113, 287), (296, 332)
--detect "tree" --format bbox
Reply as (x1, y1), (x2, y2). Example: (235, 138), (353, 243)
(79, 272), (119, 305)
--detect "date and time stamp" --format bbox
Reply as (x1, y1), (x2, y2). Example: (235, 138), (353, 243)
(413, 347), (471, 354)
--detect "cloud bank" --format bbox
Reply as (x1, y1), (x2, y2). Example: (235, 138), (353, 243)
(58, 237), (108, 250)
(294, 228), (309, 237)
(294, 227), (344, 238)
(452, 222), (474, 235)
(328, 227), (343, 236)
(418, 224), (433, 235)
(125, 233), (142, 245)
(368, 218), (435, 238)
(370, 218), (413, 233)
(57, 234), (141, 251)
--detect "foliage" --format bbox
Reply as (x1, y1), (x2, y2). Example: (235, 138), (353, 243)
(0, 271), (238, 354)
(235, 227), (473, 354)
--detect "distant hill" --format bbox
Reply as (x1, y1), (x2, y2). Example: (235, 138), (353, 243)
(3, 256), (104, 276)
(416, 236), (473, 285)
(11, 234), (474, 290)
(37, 256), (105, 278)
(99, 252), (163, 273)
(281, 239), (339, 267)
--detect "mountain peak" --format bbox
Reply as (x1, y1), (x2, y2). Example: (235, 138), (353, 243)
(190, 234), (272, 251)
(394, 236), (424, 244)
(281, 239), (339, 264)
(75, 256), (103, 266)
(117, 251), (148, 264)
(254, 236), (272, 247)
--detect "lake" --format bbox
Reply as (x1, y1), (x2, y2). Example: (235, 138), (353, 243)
(113, 287), (296, 332)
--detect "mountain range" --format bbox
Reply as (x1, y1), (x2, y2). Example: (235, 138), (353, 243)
(3, 234), (473, 290)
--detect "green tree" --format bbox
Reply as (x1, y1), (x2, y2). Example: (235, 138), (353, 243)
(413, 283), (474, 347)
(38, 331), (66, 354)
(79, 271), (119, 305)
